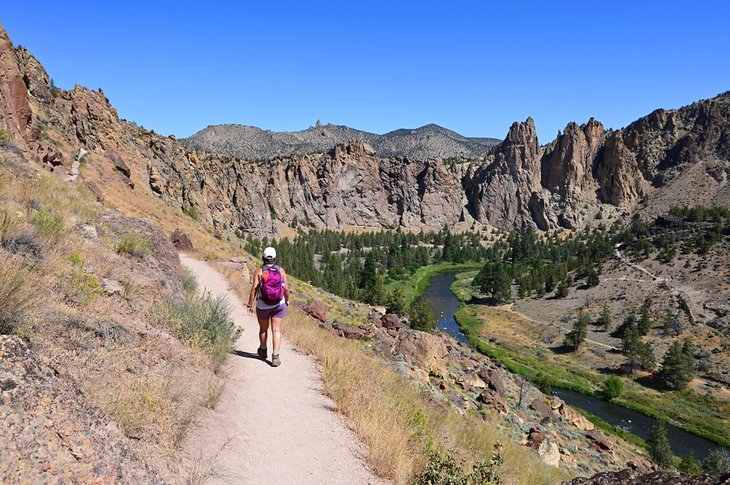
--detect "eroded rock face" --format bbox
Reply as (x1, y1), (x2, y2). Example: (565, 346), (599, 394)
(5, 16), (730, 239)
(0, 28), (32, 148)
(0, 336), (163, 483)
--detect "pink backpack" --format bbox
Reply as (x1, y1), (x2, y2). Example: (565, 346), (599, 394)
(260, 265), (283, 304)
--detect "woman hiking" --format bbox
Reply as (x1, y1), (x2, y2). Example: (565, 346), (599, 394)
(247, 246), (289, 367)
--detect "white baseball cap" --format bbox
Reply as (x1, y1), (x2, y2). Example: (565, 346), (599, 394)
(263, 247), (277, 259)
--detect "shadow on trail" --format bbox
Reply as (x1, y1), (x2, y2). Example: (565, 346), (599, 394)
(232, 350), (272, 366)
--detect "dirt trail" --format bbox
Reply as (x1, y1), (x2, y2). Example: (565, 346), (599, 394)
(179, 254), (383, 485)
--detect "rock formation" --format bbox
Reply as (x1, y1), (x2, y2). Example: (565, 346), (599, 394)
(1, 22), (729, 239)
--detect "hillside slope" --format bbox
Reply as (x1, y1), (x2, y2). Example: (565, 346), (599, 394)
(183, 121), (500, 161)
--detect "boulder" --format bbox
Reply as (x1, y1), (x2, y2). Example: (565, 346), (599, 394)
(549, 396), (565, 410)
(111, 152), (131, 178)
(586, 429), (612, 451)
(78, 224), (98, 239)
(84, 180), (104, 203)
(333, 323), (368, 340)
(42, 148), (63, 166)
(537, 440), (561, 467)
(461, 373), (487, 390)
(478, 389), (508, 414)
(380, 313), (401, 329)
(396, 330), (448, 377)
(148, 163), (164, 195)
(558, 403), (595, 431)
(303, 299), (328, 323)
(101, 278), (123, 296)
(530, 398), (556, 422)
(567, 469), (730, 485)
(478, 367), (505, 396)
(525, 427), (546, 449)
(0, 336), (162, 482)
(170, 229), (193, 251)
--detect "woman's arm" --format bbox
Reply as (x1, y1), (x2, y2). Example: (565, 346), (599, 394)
(247, 268), (261, 313)
(281, 268), (290, 305)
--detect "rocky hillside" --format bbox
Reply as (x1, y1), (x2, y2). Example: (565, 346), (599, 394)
(167, 92), (730, 238)
(1, 19), (729, 240)
(183, 121), (500, 161)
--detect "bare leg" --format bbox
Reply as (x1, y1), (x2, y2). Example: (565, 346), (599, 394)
(257, 317), (270, 350)
(270, 317), (283, 353)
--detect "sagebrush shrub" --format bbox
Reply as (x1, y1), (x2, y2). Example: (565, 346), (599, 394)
(168, 293), (241, 367)
(116, 234), (151, 257)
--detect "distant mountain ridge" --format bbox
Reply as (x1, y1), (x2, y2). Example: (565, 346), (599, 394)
(182, 122), (501, 161)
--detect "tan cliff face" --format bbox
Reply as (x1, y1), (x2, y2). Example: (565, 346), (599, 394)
(1, 22), (729, 239)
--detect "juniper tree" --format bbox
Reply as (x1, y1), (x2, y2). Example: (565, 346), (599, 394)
(597, 303), (612, 332)
(408, 296), (436, 332)
(659, 338), (697, 391)
(564, 311), (589, 351)
(648, 421), (673, 468)
(678, 451), (702, 475)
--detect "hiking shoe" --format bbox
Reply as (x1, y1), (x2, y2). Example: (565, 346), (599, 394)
(257, 347), (267, 360)
(271, 354), (281, 367)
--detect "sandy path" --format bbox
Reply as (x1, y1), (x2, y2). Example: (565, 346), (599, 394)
(179, 254), (383, 485)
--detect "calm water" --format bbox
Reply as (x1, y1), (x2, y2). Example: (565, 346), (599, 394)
(424, 270), (728, 460)
(424, 271), (468, 343)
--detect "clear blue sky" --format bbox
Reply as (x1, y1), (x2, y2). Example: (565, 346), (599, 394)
(2, 1), (728, 142)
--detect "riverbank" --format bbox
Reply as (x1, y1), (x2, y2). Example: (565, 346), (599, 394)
(384, 262), (484, 304)
(449, 272), (730, 451)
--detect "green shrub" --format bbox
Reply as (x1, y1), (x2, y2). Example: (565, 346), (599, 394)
(182, 268), (198, 297)
(603, 375), (624, 401)
(168, 293), (241, 367)
(116, 234), (151, 257)
(33, 209), (64, 238)
(183, 205), (199, 220)
(61, 266), (103, 307)
(415, 442), (503, 485)
(702, 449), (730, 473)
(0, 128), (11, 143)
(678, 451), (702, 475)
(0, 260), (38, 334)
(66, 253), (83, 265)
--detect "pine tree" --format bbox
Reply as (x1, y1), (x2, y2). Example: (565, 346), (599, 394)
(386, 288), (406, 315)
(408, 296), (436, 332)
(648, 421), (673, 468)
(564, 311), (589, 351)
(597, 303), (612, 332)
(476, 262), (512, 305)
(622, 324), (656, 373)
(586, 268), (600, 287)
(678, 451), (702, 475)
(638, 307), (652, 335)
(659, 338), (696, 390)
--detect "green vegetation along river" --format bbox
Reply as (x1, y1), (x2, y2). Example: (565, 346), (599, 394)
(421, 269), (729, 460)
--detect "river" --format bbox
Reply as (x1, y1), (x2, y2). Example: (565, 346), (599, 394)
(423, 270), (728, 460)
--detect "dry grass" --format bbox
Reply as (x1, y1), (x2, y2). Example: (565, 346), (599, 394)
(0, 255), (41, 334)
(0, 162), (230, 473)
(284, 309), (565, 484)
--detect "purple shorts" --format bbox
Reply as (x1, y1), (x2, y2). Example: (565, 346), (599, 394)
(256, 303), (288, 320)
